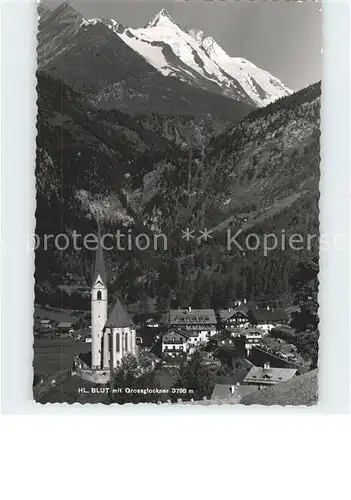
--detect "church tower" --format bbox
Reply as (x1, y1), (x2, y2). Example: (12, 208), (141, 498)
(91, 227), (108, 369)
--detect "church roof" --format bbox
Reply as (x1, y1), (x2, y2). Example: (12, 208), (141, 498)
(105, 296), (134, 328)
(92, 225), (107, 285)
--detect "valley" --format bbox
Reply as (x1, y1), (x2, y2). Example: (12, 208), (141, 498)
(35, 2), (320, 321)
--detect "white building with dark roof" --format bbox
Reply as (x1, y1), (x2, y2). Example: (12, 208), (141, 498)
(218, 306), (251, 329)
(160, 328), (190, 357)
(166, 307), (217, 347)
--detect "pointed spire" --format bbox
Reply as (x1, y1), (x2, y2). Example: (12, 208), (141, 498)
(105, 296), (133, 328)
(92, 224), (107, 286)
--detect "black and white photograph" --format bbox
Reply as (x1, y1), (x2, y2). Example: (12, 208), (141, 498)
(33, 0), (322, 405)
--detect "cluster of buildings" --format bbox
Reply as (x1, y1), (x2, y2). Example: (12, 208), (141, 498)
(209, 362), (300, 403)
(168, 362), (300, 405)
(34, 318), (75, 341)
(34, 230), (292, 391)
(157, 302), (289, 359)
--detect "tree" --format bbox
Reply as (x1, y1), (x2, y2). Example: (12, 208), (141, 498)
(289, 259), (319, 369)
(290, 259), (319, 330)
(174, 352), (216, 400)
(157, 284), (171, 311)
(109, 353), (162, 404)
(192, 275), (213, 309)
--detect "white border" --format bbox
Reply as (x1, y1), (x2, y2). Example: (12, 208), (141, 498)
(0, 0), (350, 414)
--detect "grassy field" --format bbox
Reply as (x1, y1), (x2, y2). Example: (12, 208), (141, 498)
(33, 338), (91, 377)
(35, 305), (74, 322)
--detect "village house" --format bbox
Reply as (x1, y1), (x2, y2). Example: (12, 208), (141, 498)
(145, 318), (160, 328)
(165, 307), (217, 349)
(199, 351), (221, 367)
(210, 331), (235, 348)
(243, 362), (298, 388)
(218, 307), (251, 330)
(38, 319), (55, 329)
(160, 328), (190, 357)
(212, 326), (262, 356)
(57, 321), (73, 333)
(250, 307), (289, 333)
(57, 284), (90, 298)
(241, 327), (262, 354)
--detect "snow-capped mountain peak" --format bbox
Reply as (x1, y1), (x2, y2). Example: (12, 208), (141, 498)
(113, 11), (291, 107)
(102, 18), (124, 34)
(81, 17), (125, 34)
(68, 6), (292, 108)
(192, 31), (292, 106)
(145, 9), (179, 29)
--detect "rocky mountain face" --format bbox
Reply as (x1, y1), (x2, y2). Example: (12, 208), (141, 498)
(79, 8), (291, 107)
(137, 82), (320, 305)
(35, 3), (320, 309)
(35, 69), (320, 307)
(37, 4), (253, 120)
(117, 8), (291, 106)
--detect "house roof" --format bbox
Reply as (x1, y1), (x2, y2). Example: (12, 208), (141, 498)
(211, 331), (232, 342)
(58, 322), (72, 328)
(211, 384), (259, 401)
(243, 366), (297, 385)
(160, 328), (190, 339)
(251, 308), (288, 323)
(218, 307), (250, 322)
(242, 327), (262, 336)
(105, 297), (133, 328)
(240, 369), (318, 406)
(92, 225), (107, 286)
(168, 309), (216, 325)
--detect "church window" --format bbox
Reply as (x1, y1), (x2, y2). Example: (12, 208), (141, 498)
(124, 333), (128, 351)
(97, 291), (102, 300)
(116, 333), (120, 353)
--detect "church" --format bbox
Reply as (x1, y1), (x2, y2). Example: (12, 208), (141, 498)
(90, 230), (137, 371)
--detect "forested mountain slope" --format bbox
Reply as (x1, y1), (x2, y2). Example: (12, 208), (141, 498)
(36, 70), (320, 308)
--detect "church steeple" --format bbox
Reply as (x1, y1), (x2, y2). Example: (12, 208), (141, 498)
(92, 225), (107, 286)
(91, 223), (108, 369)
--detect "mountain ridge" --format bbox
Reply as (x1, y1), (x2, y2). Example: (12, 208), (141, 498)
(38, 3), (291, 109)
(38, 4), (253, 120)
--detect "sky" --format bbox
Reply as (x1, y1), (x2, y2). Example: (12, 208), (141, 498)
(44, 1), (322, 91)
